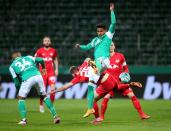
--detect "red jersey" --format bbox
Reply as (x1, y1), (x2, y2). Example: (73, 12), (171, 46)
(35, 47), (57, 75)
(71, 61), (90, 84)
(106, 52), (129, 81)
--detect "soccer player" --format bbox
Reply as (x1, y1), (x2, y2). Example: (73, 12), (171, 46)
(75, 3), (116, 117)
(92, 42), (150, 124)
(9, 51), (60, 125)
(49, 58), (142, 120)
(35, 36), (59, 113)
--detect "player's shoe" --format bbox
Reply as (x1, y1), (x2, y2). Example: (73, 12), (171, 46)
(39, 105), (45, 113)
(140, 113), (151, 120)
(83, 108), (95, 118)
(54, 116), (61, 124)
(18, 119), (27, 125)
(129, 82), (142, 88)
(90, 117), (103, 125)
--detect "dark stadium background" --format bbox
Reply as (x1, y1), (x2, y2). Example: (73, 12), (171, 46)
(0, 0), (171, 99)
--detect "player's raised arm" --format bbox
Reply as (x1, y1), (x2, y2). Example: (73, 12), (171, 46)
(106, 3), (116, 39)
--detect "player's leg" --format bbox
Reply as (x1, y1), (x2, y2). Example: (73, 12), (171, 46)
(93, 101), (99, 118)
(83, 82), (96, 118)
(17, 78), (34, 125)
(100, 91), (114, 120)
(48, 76), (56, 103)
(90, 88), (105, 125)
(39, 74), (47, 113)
(36, 75), (60, 124)
(83, 67), (100, 118)
(123, 88), (150, 120)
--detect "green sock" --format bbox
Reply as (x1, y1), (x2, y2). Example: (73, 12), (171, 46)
(44, 97), (57, 118)
(18, 100), (26, 120)
(87, 84), (95, 109)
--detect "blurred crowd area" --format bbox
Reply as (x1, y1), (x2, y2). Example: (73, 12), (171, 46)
(0, 0), (171, 66)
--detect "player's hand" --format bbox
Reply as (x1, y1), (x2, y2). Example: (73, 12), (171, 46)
(41, 69), (47, 75)
(75, 43), (80, 48)
(55, 69), (58, 76)
(110, 3), (115, 10)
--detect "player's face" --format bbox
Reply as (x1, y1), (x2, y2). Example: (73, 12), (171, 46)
(110, 42), (115, 53)
(97, 28), (106, 37)
(43, 37), (51, 48)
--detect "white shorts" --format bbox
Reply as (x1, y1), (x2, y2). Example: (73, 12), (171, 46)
(18, 75), (46, 98)
(97, 57), (111, 69)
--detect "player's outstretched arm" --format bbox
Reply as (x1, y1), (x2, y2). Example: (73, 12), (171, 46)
(75, 38), (95, 51)
(48, 82), (74, 95)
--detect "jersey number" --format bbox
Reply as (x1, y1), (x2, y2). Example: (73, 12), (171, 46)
(15, 59), (32, 71)
(80, 69), (89, 77)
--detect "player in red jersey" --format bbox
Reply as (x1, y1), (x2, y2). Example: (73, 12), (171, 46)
(48, 58), (142, 120)
(35, 36), (59, 113)
(92, 42), (150, 124)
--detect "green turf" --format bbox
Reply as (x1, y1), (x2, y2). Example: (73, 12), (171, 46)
(0, 98), (171, 131)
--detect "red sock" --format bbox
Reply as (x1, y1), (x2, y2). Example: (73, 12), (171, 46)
(40, 97), (43, 106)
(131, 96), (143, 115)
(101, 98), (109, 119)
(50, 93), (55, 103)
(93, 102), (99, 118)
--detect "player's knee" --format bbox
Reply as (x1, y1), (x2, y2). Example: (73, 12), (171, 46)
(17, 95), (25, 100)
(40, 95), (46, 100)
(104, 93), (111, 99)
(127, 92), (135, 98)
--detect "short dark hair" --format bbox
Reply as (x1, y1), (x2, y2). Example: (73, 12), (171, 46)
(96, 23), (106, 30)
(69, 66), (78, 74)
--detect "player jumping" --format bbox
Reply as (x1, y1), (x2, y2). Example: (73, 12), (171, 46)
(75, 3), (116, 117)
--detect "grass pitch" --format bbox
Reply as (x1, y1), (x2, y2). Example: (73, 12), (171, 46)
(0, 98), (171, 131)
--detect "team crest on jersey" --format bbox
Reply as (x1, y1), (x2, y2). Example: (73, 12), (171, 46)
(115, 59), (120, 63)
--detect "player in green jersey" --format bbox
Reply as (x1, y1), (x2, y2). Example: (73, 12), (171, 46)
(75, 3), (116, 117)
(9, 51), (60, 125)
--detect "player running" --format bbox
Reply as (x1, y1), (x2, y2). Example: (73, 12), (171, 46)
(75, 3), (116, 117)
(35, 36), (59, 113)
(9, 51), (60, 125)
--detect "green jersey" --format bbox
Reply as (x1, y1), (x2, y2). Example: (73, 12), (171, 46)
(9, 56), (44, 81)
(80, 10), (116, 60)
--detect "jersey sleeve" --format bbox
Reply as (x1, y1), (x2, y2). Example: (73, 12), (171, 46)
(35, 57), (45, 68)
(80, 38), (96, 50)
(53, 49), (58, 59)
(9, 66), (21, 89)
(71, 77), (80, 85)
(9, 66), (17, 78)
(121, 54), (129, 73)
(28, 56), (36, 62)
(106, 10), (116, 39)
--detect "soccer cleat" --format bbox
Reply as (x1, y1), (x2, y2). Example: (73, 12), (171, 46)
(90, 117), (103, 125)
(83, 108), (95, 118)
(18, 119), (27, 125)
(39, 105), (45, 113)
(54, 116), (61, 124)
(129, 82), (142, 88)
(140, 113), (151, 120)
